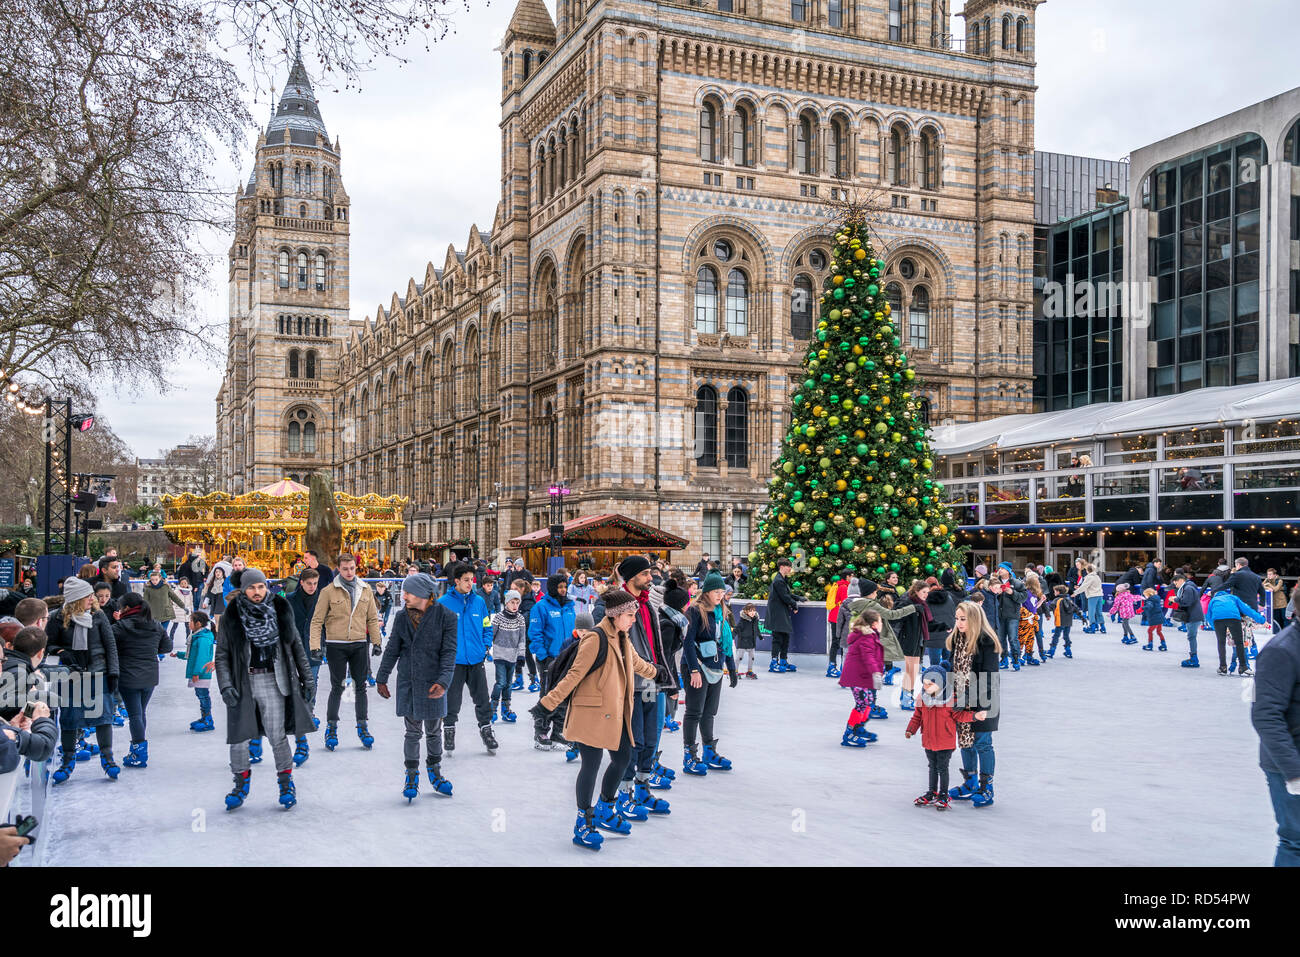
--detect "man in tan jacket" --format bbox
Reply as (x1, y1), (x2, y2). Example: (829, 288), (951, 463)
(308, 553), (382, 750)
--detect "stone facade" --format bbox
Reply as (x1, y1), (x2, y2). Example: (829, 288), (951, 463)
(216, 56), (357, 493)
(223, 0), (1042, 566)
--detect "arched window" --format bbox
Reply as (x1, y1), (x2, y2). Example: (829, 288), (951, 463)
(796, 111), (816, 175)
(306, 350), (317, 379)
(918, 397), (933, 425)
(699, 99), (718, 162)
(303, 422), (316, 455)
(791, 0), (806, 21)
(725, 386), (748, 468)
(1016, 17), (1026, 52)
(535, 145), (547, 202)
(885, 282), (903, 319)
(695, 265), (719, 333)
(791, 274), (814, 339)
(288, 349), (300, 378)
(304, 163), (312, 192)
(296, 252), (308, 289)
(278, 250), (289, 287)
(322, 318), (329, 337)
(1002, 15), (1011, 50)
(732, 101), (754, 167)
(315, 254), (326, 290)
(695, 385), (718, 467)
(909, 286), (930, 348)
(296, 316), (303, 336)
(971, 22), (981, 52)
(920, 127), (939, 189)
(294, 164), (301, 192)
(828, 116), (849, 178)
(546, 405), (557, 471)
(889, 124), (908, 185)
(299, 203), (307, 219)
(288, 421), (300, 453)
(828, 0), (842, 28)
(983, 16), (992, 52)
(1284, 118), (1300, 164)
(522, 49), (533, 79)
(725, 268), (748, 336)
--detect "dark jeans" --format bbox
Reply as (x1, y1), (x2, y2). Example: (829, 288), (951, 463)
(683, 677), (723, 749)
(306, 661), (322, 714)
(1050, 624), (1072, 649)
(959, 731), (995, 777)
(517, 647), (538, 680)
(576, 727), (633, 810)
(997, 617), (1019, 662)
(491, 660), (515, 707)
(1214, 618), (1249, 671)
(61, 722), (114, 760)
(533, 658), (566, 737)
(120, 686), (154, 743)
(1185, 621), (1200, 657)
(1265, 770), (1300, 867)
(771, 631), (790, 662)
(926, 748), (954, 794)
(925, 645), (944, 666)
(827, 630), (841, 664)
(445, 661), (491, 728)
(326, 642), (370, 723)
(195, 687), (211, 714)
(621, 691), (662, 781)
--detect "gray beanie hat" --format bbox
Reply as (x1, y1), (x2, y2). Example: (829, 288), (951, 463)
(402, 573), (436, 599)
(574, 609), (595, 631)
(63, 577), (94, 603)
(504, 589), (522, 604)
(240, 568), (268, 589)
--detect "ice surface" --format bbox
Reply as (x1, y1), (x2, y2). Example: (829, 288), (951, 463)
(36, 632), (1277, 866)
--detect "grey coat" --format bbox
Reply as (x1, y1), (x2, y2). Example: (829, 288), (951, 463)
(376, 603), (458, 721)
(215, 594), (315, 745)
(1251, 622), (1300, 779)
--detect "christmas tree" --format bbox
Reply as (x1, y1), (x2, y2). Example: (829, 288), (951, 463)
(744, 206), (964, 595)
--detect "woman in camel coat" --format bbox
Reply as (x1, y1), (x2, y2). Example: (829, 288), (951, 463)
(532, 588), (663, 842)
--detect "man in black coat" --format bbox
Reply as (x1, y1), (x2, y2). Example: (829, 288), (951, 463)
(1171, 572), (1205, 667)
(178, 548), (209, 612)
(1251, 620), (1300, 866)
(285, 567), (324, 759)
(1224, 558), (1265, 608)
(1117, 565), (1143, 591)
(215, 568), (314, 810)
(693, 554), (712, 579)
(766, 558), (801, 673)
(93, 558), (130, 603)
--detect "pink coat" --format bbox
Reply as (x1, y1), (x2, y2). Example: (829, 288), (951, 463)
(1111, 590), (1141, 620)
(839, 627), (885, 690)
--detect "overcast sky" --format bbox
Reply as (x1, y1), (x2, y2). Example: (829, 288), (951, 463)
(98, 0), (1300, 459)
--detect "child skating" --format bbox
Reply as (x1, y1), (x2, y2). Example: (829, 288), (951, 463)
(1044, 585), (1078, 658)
(839, 608), (885, 747)
(905, 663), (972, 810)
(490, 590), (527, 722)
(1141, 588), (1167, 651)
(1111, 583), (1141, 645)
(173, 611), (216, 731)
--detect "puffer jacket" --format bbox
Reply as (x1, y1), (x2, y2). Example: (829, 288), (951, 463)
(45, 608), (118, 677)
(112, 610), (173, 689)
(439, 587), (493, 665)
(1111, 590), (1141, 620)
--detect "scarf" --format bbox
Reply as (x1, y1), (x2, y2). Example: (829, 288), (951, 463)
(338, 574), (360, 608)
(234, 593), (279, 649)
(662, 605), (688, 633)
(407, 605), (424, 631)
(120, 603), (144, 620)
(714, 606), (734, 657)
(71, 610), (94, 651)
(626, 586), (657, 664)
(950, 637), (976, 750)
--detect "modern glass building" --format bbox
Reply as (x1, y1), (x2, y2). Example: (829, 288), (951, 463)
(1034, 199), (1127, 409)
(1125, 87), (1300, 398)
(932, 377), (1300, 578)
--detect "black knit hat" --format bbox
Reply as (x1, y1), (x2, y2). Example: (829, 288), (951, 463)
(617, 555), (651, 580)
(603, 588), (636, 616)
(858, 579), (878, 597)
(664, 580), (690, 612)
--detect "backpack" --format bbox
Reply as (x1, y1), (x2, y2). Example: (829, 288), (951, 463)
(547, 629), (608, 707)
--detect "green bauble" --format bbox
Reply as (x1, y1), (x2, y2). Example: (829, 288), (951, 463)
(882, 484), (895, 496)
(913, 524), (925, 536)
(841, 538), (854, 550)
(880, 528), (893, 540)
(813, 520), (826, 533)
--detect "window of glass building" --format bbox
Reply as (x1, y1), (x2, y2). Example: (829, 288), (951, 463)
(1148, 134), (1265, 396)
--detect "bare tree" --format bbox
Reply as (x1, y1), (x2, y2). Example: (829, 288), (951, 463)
(162, 433), (220, 495)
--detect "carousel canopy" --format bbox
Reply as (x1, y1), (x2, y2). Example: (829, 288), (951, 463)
(256, 478), (309, 496)
(508, 513), (687, 550)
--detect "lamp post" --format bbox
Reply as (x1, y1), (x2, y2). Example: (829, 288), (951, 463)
(547, 482), (570, 561)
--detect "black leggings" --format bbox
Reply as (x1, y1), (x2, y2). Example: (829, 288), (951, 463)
(1214, 618), (1249, 671)
(683, 677), (723, 749)
(517, 647), (538, 680)
(575, 727), (633, 810)
(926, 748), (954, 794)
(61, 723), (114, 761)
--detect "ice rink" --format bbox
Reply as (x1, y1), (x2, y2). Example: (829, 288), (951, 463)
(34, 629), (1278, 866)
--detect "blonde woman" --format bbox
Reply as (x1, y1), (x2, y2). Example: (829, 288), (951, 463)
(43, 577), (121, 783)
(945, 601), (1001, 808)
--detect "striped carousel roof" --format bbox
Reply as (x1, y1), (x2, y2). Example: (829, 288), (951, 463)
(254, 479), (309, 497)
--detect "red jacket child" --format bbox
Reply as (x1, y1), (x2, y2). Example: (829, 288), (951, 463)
(905, 678), (973, 751)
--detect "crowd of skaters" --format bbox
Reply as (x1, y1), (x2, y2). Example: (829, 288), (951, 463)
(3, 543), (1300, 864)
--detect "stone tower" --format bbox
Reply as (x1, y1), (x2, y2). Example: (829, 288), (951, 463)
(217, 53), (353, 491)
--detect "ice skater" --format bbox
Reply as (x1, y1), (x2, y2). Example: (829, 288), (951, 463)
(733, 602), (761, 679)
(377, 573), (456, 801)
(838, 608), (884, 748)
(309, 553), (382, 750)
(946, 601), (1001, 807)
(439, 562), (497, 756)
(1044, 585), (1078, 659)
(905, 663), (972, 811)
(215, 569), (315, 811)
(680, 572), (739, 775)
(1111, 582), (1141, 646)
(174, 611), (216, 732)
(489, 589), (527, 722)
(1140, 587), (1166, 651)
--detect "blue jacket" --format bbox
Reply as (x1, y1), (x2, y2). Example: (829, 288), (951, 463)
(177, 627), (216, 680)
(528, 593), (576, 661)
(1206, 591), (1267, 626)
(1140, 596), (1165, 627)
(1251, 623), (1300, 779)
(438, 588), (493, 666)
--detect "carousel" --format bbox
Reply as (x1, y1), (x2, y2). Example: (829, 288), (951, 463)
(160, 479), (408, 576)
